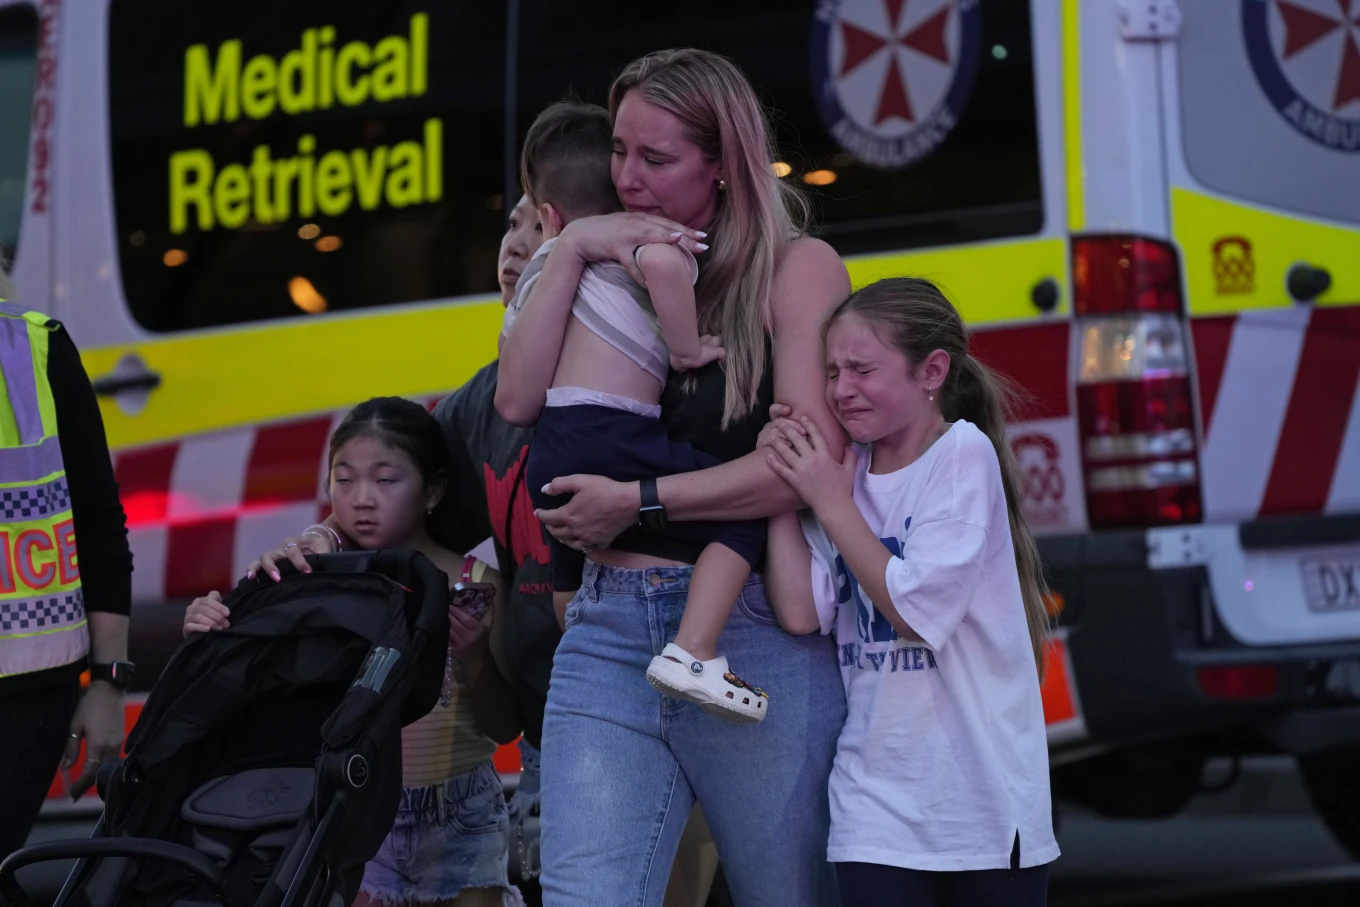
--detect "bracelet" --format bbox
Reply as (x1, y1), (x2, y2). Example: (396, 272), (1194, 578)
(301, 524), (343, 552)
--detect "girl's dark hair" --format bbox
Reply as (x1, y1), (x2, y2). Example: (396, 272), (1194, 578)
(328, 396), (460, 549)
(824, 277), (1052, 675)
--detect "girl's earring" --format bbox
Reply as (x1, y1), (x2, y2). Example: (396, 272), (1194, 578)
(927, 387), (934, 402)
(718, 179), (727, 192)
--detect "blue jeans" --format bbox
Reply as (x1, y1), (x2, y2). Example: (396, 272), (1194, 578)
(540, 563), (846, 907)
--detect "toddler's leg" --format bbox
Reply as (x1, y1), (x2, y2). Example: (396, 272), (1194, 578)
(672, 543), (749, 660)
(647, 544), (769, 723)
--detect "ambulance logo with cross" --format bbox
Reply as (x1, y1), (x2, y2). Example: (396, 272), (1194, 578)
(810, 0), (982, 170)
(1243, 0), (1360, 152)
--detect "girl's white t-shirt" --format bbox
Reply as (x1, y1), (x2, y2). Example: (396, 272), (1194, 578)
(804, 420), (1060, 872)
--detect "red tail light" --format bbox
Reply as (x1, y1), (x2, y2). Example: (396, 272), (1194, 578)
(1073, 235), (1183, 314)
(1073, 236), (1202, 529)
(1197, 665), (1279, 701)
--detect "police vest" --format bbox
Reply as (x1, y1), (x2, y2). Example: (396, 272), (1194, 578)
(0, 301), (88, 678)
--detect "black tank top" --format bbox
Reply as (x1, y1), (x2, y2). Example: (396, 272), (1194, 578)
(660, 339), (775, 462)
(610, 339), (774, 564)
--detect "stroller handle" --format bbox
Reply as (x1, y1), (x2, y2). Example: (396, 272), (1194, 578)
(0, 839), (227, 907)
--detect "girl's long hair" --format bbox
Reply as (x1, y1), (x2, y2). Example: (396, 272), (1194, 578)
(328, 397), (460, 550)
(825, 278), (1052, 674)
(609, 48), (810, 428)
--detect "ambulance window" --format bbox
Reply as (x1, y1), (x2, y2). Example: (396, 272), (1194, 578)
(1177, 1), (1360, 226)
(107, 2), (507, 333)
(517, 0), (1043, 255)
(0, 5), (37, 268)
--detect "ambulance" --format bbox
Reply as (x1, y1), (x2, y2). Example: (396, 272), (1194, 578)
(9, 0), (1359, 852)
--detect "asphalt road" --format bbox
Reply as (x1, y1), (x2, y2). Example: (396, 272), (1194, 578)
(16, 757), (1360, 906)
(1049, 756), (1360, 906)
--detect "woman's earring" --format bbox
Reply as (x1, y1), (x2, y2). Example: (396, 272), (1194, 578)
(718, 179), (727, 192)
(927, 387), (934, 402)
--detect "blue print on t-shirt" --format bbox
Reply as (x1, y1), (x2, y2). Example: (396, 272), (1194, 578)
(838, 517), (911, 644)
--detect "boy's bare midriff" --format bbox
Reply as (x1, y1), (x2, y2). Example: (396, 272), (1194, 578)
(550, 310), (683, 569)
(552, 318), (665, 405)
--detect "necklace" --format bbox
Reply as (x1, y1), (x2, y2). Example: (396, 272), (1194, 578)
(440, 641), (456, 708)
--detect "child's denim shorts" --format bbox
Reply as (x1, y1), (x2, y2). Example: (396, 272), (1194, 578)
(359, 759), (523, 905)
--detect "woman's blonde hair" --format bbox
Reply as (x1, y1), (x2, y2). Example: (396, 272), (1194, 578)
(609, 48), (810, 427)
(826, 278), (1053, 675)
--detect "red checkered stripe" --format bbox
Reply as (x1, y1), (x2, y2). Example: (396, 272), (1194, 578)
(1192, 306), (1360, 522)
(113, 397), (445, 601)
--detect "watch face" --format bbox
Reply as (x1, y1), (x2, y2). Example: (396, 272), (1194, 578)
(101, 661), (136, 689)
(640, 507), (667, 534)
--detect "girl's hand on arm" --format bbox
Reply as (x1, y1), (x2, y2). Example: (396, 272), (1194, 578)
(765, 418), (857, 514)
(765, 512), (822, 635)
(756, 404), (807, 452)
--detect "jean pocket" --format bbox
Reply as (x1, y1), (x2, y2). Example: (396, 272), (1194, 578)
(448, 779), (508, 837)
(734, 580), (780, 627)
(563, 592), (589, 630)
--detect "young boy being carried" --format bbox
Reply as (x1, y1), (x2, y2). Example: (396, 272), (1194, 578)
(501, 101), (769, 723)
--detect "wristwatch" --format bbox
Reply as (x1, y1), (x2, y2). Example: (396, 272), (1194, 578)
(638, 477), (668, 534)
(90, 660), (136, 691)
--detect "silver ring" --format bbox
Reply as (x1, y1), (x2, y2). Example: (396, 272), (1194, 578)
(285, 543), (298, 550)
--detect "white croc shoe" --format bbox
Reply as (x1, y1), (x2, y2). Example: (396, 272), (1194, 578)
(646, 643), (769, 723)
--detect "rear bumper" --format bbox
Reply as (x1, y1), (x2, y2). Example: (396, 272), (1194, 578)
(1040, 513), (1360, 756)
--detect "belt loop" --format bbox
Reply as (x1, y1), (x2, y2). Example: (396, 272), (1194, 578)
(584, 561), (600, 602)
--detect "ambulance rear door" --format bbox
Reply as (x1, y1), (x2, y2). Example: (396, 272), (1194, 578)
(1161, 0), (1360, 643)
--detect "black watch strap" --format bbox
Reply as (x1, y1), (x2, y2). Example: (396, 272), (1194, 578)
(640, 477), (661, 510)
(638, 477), (667, 534)
(90, 660), (135, 691)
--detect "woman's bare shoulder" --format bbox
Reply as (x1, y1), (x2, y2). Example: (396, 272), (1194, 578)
(772, 236), (851, 324)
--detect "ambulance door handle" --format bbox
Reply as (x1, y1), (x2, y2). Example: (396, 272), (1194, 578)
(91, 352), (161, 397)
(1286, 264), (1331, 303)
(92, 369), (161, 396)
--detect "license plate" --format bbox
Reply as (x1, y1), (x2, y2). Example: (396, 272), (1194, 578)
(1301, 555), (1360, 613)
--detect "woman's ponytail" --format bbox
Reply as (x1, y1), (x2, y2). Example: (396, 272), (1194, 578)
(825, 278), (1052, 676)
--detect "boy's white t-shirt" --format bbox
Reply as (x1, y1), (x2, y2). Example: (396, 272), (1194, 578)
(803, 420), (1059, 872)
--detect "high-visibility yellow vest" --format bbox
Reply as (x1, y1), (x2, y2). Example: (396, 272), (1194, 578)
(0, 301), (88, 677)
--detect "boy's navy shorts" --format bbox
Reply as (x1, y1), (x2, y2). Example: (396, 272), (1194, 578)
(525, 403), (766, 593)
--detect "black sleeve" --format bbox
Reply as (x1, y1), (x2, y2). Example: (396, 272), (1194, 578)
(433, 386), (492, 555)
(47, 326), (132, 616)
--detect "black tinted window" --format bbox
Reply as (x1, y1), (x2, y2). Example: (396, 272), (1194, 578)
(517, 0), (1041, 255)
(109, 1), (506, 332)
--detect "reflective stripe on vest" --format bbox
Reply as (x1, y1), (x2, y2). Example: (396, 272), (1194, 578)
(0, 301), (88, 677)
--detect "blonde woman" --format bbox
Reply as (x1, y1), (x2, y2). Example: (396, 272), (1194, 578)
(497, 49), (850, 906)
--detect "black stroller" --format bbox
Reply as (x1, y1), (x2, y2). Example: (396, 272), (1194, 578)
(1, 550), (450, 907)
